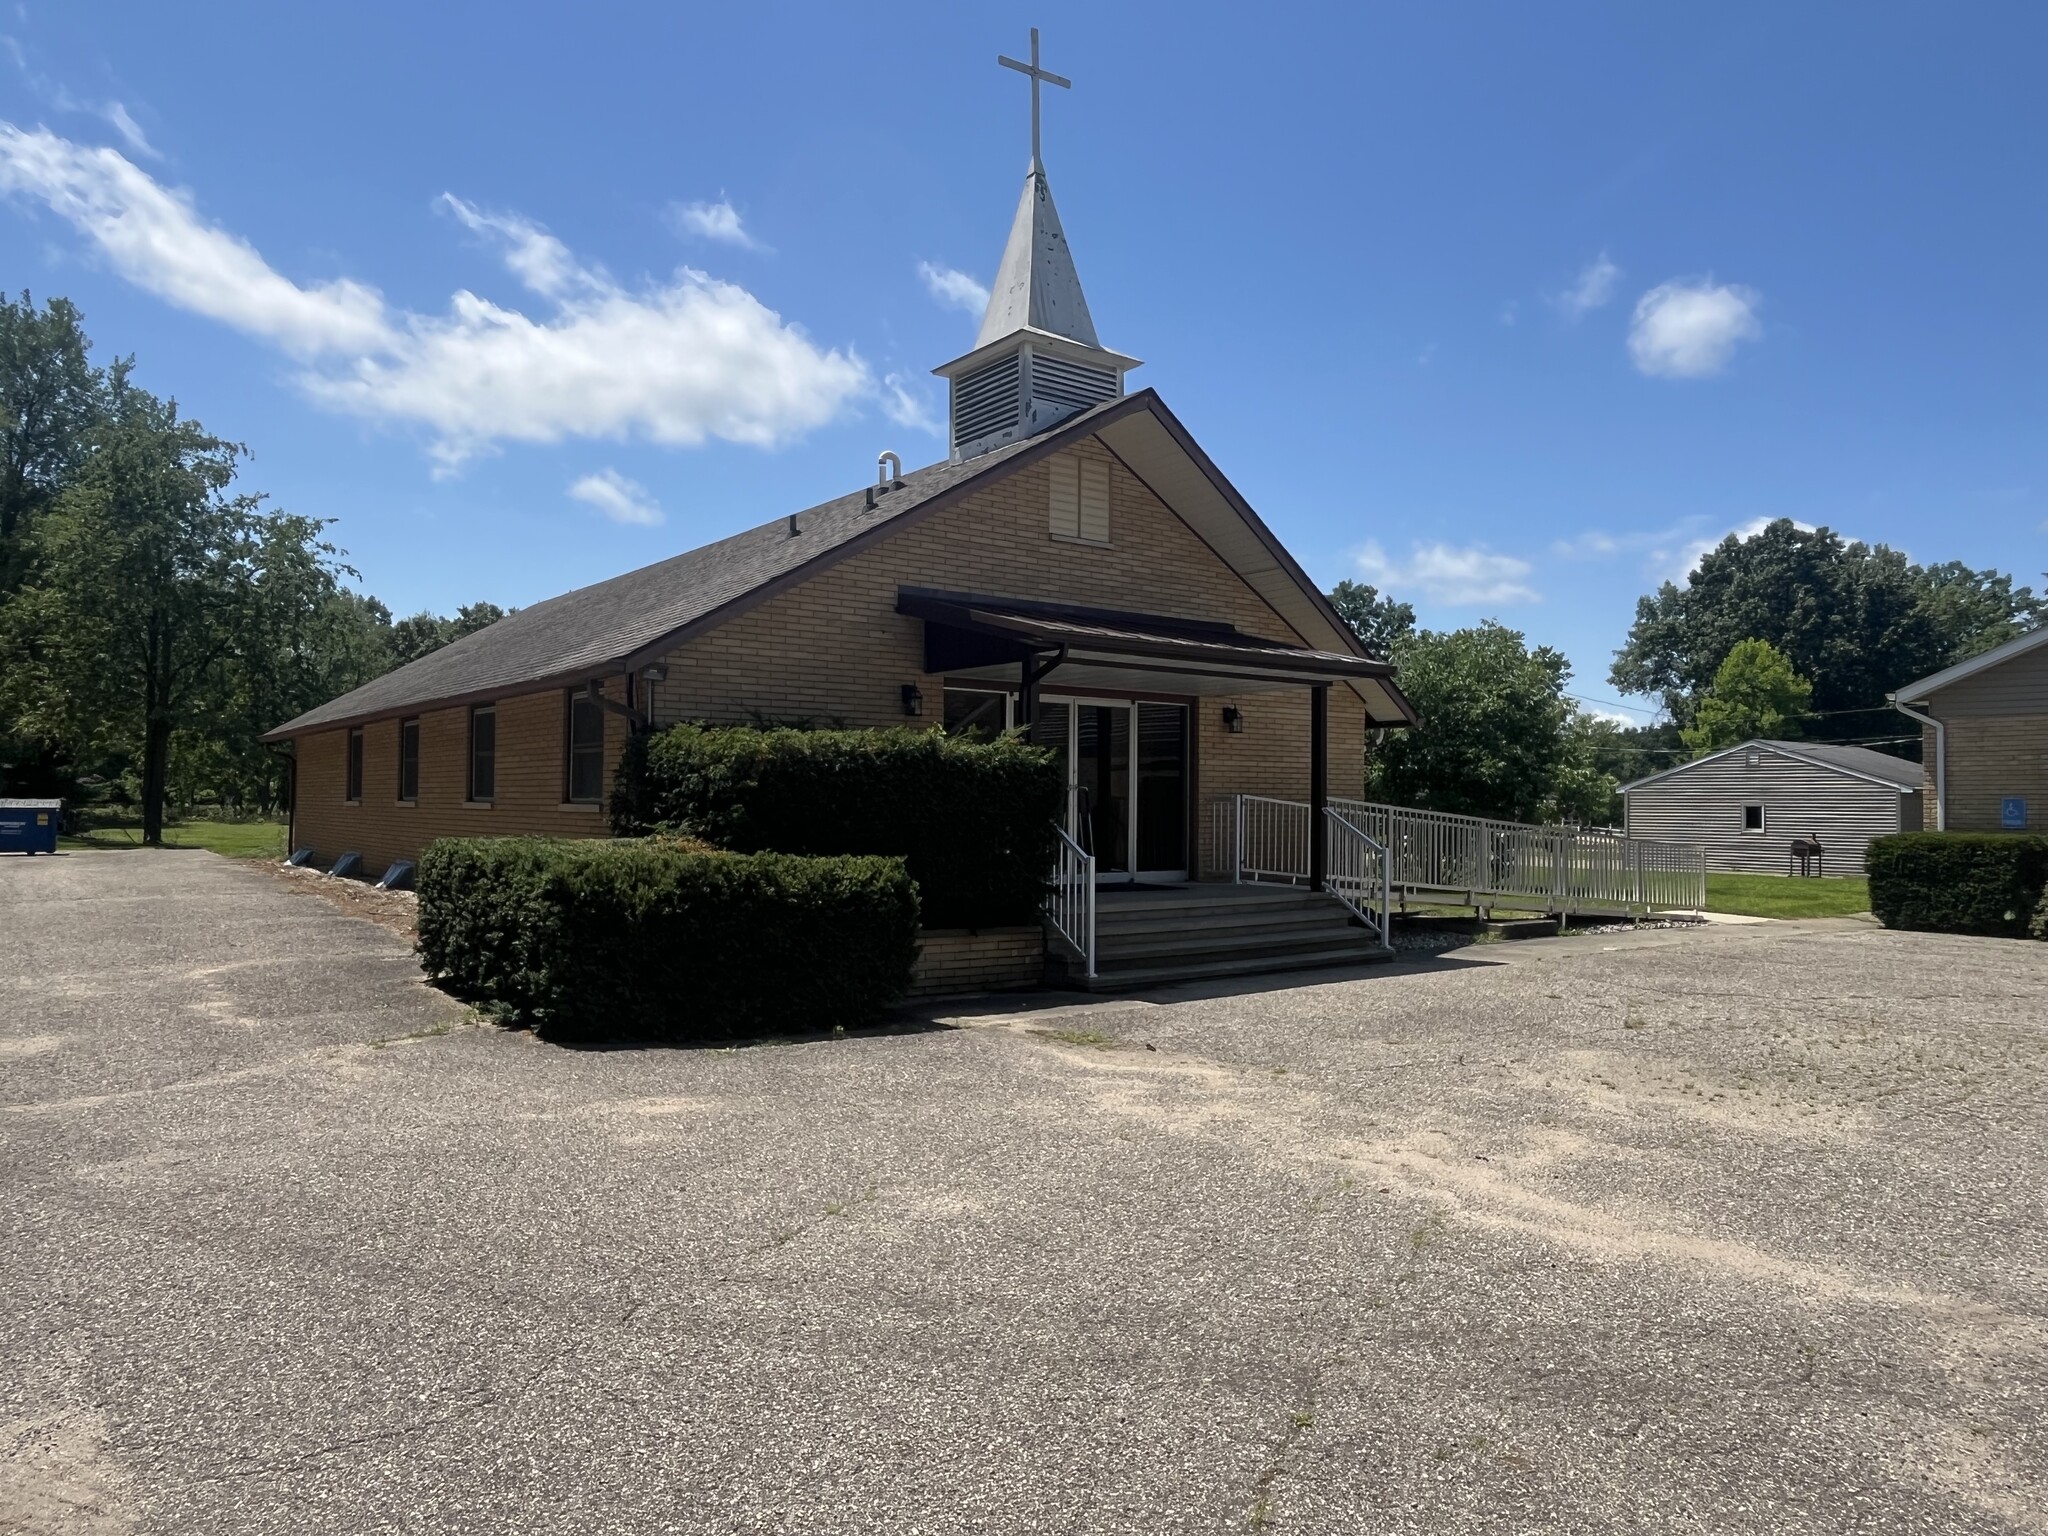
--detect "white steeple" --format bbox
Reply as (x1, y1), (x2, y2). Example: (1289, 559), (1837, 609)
(934, 28), (1141, 463)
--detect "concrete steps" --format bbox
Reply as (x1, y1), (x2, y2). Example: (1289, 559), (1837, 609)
(1057, 882), (1390, 991)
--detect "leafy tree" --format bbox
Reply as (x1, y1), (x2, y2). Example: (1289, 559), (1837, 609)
(0, 292), (102, 595)
(1680, 638), (1814, 753)
(389, 599), (511, 666)
(1370, 621), (1616, 824)
(1612, 519), (2042, 730)
(1, 376), (350, 840)
(1328, 579), (1416, 658)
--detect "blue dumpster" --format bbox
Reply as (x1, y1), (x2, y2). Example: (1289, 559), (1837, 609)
(0, 799), (62, 855)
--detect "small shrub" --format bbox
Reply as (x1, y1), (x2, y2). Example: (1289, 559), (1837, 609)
(417, 836), (919, 1040)
(1866, 832), (2048, 938)
(610, 724), (1063, 929)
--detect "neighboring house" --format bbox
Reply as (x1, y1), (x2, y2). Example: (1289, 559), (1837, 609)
(263, 152), (1418, 902)
(1618, 740), (1922, 875)
(1889, 627), (2048, 833)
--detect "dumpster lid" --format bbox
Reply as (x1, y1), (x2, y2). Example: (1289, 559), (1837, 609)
(0, 799), (62, 809)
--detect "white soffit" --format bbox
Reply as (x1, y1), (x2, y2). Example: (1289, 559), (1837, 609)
(1093, 411), (1382, 712)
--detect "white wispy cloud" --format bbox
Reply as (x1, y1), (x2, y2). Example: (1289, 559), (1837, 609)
(880, 372), (943, 437)
(1668, 515), (1813, 582)
(0, 125), (873, 472)
(568, 468), (662, 526)
(918, 260), (989, 315)
(1551, 252), (1620, 320)
(1498, 299), (1518, 327)
(1354, 540), (1540, 606)
(99, 101), (158, 160)
(670, 196), (762, 250)
(0, 123), (392, 354)
(1628, 278), (1762, 378)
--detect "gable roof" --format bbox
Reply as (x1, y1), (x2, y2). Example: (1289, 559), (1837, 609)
(265, 390), (1394, 740)
(1618, 739), (1922, 794)
(1890, 624), (2048, 704)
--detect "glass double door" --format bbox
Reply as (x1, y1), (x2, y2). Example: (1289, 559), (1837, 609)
(1028, 698), (1188, 882)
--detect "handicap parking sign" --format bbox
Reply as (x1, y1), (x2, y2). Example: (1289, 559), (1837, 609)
(2004, 796), (2028, 830)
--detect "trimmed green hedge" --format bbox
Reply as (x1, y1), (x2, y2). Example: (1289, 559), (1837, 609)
(416, 837), (920, 1040)
(610, 725), (1064, 929)
(1866, 833), (2048, 939)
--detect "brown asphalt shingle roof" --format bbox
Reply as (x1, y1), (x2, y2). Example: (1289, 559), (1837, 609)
(264, 397), (1142, 739)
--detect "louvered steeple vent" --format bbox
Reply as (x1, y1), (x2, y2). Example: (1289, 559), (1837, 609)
(933, 29), (1141, 463)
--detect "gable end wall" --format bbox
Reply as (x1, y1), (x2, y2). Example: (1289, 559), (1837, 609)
(1623, 747), (1906, 874)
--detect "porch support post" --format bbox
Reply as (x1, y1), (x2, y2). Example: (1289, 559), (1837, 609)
(1309, 683), (1329, 888)
(1017, 656), (1034, 727)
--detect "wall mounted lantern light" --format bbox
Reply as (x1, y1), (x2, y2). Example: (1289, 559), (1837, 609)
(1222, 705), (1244, 734)
(901, 684), (924, 717)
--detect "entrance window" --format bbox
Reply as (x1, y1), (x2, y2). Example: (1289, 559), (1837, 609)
(1135, 703), (1188, 872)
(943, 688), (1013, 740)
(1743, 803), (1765, 832)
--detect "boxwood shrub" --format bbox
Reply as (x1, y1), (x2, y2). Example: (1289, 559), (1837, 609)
(417, 836), (919, 1040)
(610, 724), (1064, 929)
(1866, 832), (2048, 938)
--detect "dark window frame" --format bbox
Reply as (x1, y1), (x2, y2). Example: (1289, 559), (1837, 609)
(345, 727), (364, 803)
(469, 704), (497, 804)
(397, 717), (420, 803)
(565, 689), (605, 804)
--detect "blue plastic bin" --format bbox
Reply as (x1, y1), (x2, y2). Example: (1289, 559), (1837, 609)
(0, 799), (62, 854)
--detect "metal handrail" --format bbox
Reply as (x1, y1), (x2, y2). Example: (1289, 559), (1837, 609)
(1322, 807), (1393, 948)
(1045, 825), (1097, 978)
(1208, 794), (1705, 914)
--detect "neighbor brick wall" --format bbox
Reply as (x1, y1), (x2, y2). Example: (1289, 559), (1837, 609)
(908, 928), (1046, 997)
(1937, 714), (2048, 832)
(646, 434), (1369, 870)
(291, 679), (629, 877)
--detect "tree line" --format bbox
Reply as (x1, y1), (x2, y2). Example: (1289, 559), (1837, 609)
(1332, 523), (2041, 827)
(0, 294), (505, 840)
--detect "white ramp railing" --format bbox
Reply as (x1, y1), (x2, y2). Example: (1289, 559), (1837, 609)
(1323, 807), (1394, 948)
(1045, 825), (1096, 978)
(1208, 796), (1705, 915)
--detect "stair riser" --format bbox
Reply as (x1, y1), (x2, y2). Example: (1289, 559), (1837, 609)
(1101, 927), (1365, 960)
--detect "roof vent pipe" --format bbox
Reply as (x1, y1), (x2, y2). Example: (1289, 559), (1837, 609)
(788, 513), (800, 537)
(864, 487), (876, 511)
(877, 451), (902, 489)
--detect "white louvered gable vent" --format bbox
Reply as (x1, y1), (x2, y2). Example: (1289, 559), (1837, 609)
(952, 354), (1022, 446)
(1049, 454), (1110, 544)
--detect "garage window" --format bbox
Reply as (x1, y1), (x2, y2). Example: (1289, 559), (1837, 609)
(1743, 803), (1765, 833)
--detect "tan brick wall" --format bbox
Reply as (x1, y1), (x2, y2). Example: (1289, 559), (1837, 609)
(1939, 714), (2048, 832)
(648, 434), (1369, 871)
(292, 680), (629, 877)
(908, 928), (1046, 997)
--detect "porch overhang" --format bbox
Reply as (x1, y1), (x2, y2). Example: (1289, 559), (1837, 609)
(897, 588), (1418, 723)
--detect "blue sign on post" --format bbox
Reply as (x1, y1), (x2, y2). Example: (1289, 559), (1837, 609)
(2003, 797), (2028, 830)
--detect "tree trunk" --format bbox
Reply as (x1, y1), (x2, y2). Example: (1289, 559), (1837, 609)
(141, 714), (173, 845)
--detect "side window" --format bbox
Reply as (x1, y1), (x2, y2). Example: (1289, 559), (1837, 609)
(469, 705), (497, 803)
(345, 727), (364, 803)
(398, 718), (420, 802)
(566, 690), (605, 803)
(1049, 454), (1079, 539)
(1743, 803), (1765, 832)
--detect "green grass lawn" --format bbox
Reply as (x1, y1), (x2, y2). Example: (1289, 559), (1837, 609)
(1705, 871), (1871, 919)
(59, 817), (287, 859)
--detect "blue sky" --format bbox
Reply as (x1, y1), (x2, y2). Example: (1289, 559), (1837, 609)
(3, 3), (2043, 722)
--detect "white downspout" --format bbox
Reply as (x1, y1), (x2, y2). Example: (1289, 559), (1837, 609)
(1889, 695), (1945, 832)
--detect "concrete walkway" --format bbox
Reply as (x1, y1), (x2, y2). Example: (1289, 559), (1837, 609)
(4, 852), (2044, 1534)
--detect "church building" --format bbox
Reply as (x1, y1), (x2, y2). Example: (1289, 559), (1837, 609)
(266, 35), (1416, 980)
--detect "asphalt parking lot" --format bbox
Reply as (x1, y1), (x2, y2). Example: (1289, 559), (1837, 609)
(4, 851), (2045, 1534)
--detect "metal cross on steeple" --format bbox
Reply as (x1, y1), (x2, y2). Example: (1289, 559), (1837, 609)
(998, 27), (1071, 172)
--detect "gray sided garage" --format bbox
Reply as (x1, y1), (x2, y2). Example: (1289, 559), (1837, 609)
(1620, 740), (1922, 875)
